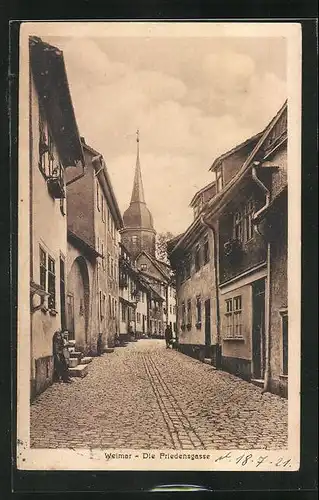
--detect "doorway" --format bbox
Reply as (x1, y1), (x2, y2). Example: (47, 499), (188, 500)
(252, 279), (266, 380)
(204, 299), (211, 358)
(66, 293), (75, 340)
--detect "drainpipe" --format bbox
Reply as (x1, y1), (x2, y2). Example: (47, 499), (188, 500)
(200, 215), (221, 368)
(251, 163), (271, 393)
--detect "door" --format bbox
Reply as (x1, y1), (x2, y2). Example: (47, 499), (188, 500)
(252, 279), (266, 380)
(66, 293), (75, 340)
(204, 299), (211, 357)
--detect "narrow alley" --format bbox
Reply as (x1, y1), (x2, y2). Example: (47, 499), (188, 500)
(30, 340), (288, 450)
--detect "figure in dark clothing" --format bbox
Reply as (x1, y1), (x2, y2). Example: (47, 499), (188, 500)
(53, 330), (72, 383)
(164, 325), (173, 348)
(97, 332), (103, 356)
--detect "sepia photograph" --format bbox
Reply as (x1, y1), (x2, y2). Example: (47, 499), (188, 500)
(17, 22), (301, 471)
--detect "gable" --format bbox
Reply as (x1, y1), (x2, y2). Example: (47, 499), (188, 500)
(136, 253), (168, 282)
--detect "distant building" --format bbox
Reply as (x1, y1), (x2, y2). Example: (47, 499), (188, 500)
(66, 139), (123, 353)
(203, 101), (288, 396)
(120, 130), (156, 258)
(167, 182), (218, 362)
(120, 131), (176, 336)
(28, 37), (84, 399)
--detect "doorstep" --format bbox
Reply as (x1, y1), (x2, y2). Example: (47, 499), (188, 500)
(80, 357), (93, 364)
(251, 378), (264, 388)
(68, 357), (79, 368)
(103, 347), (114, 354)
(69, 351), (83, 359)
(68, 364), (88, 378)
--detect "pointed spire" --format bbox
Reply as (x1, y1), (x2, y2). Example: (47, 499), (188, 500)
(130, 129), (146, 204)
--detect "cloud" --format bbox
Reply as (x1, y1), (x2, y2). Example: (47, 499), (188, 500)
(43, 36), (287, 234)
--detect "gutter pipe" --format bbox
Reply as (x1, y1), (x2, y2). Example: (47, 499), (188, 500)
(200, 215), (221, 368)
(251, 163), (271, 393)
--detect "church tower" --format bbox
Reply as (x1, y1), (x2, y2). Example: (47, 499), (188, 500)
(120, 130), (156, 258)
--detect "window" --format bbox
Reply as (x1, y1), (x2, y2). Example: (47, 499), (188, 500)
(181, 302), (186, 326)
(140, 264), (147, 271)
(101, 242), (105, 270)
(216, 165), (223, 192)
(187, 299), (192, 326)
(112, 297), (115, 318)
(99, 291), (103, 319)
(244, 199), (254, 241)
(101, 196), (105, 222)
(137, 312), (141, 323)
(108, 254), (111, 276)
(47, 256), (56, 309)
(233, 199), (255, 243)
(224, 295), (243, 339)
(169, 304), (172, 314)
(203, 236), (210, 264)
(132, 235), (138, 246)
(185, 254), (191, 279)
(115, 299), (117, 321)
(173, 305), (176, 315)
(109, 295), (112, 316)
(281, 311), (288, 376)
(234, 211), (243, 241)
(196, 296), (202, 325)
(40, 247), (47, 291)
(194, 245), (201, 272)
(122, 304), (126, 322)
(96, 181), (100, 211)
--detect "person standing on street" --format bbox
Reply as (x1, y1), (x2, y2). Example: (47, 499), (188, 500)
(52, 330), (72, 383)
(164, 324), (172, 348)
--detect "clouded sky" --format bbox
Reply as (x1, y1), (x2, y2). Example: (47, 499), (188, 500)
(43, 33), (287, 235)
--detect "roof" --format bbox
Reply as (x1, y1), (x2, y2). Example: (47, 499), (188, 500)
(136, 250), (171, 281)
(209, 131), (263, 172)
(189, 180), (216, 208)
(123, 134), (154, 231)
(67, 230), (102, 260)
(29, 36), (84, 168)
(82, 140), (123, 229)
(203, 100), (288, 220)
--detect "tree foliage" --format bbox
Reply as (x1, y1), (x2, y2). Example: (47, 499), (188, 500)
(155, 231), (175, 264)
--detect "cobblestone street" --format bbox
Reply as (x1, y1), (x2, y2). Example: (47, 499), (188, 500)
(30, 340), (288, 450)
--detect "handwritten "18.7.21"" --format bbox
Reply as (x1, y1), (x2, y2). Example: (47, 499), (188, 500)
(215, 452), (292, 468)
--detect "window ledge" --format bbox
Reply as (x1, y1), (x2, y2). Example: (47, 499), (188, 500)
(223, 337), (245, 341)
(279, 374), (288, 379)
(49, 309), (58, 316)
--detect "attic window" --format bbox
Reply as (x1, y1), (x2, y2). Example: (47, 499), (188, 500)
(216, 165), (223, 193)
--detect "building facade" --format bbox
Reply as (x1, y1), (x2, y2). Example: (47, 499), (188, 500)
(168, 183), (219, 362)
(203, 101), (288, 396)
(28, 37), (85, 399)
(66, 139), (123, 353)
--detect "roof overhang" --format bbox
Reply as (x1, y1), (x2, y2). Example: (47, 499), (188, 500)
(29, 36), (84, 169)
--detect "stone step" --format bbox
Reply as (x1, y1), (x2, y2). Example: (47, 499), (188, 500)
(251, 378), (264, 388)
(68, 357), (79, 368)
(103, 347), (114, 354)
(68, 364), (88, 378)
(203, 358), (212, 365)
(80, 356), (93, 364)
(69, 351), (83, 359)
(68, 340), (76, 347)
(68, 347), (75, 353)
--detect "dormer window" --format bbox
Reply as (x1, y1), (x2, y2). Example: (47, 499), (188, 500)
(216, 165), (223, 193)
